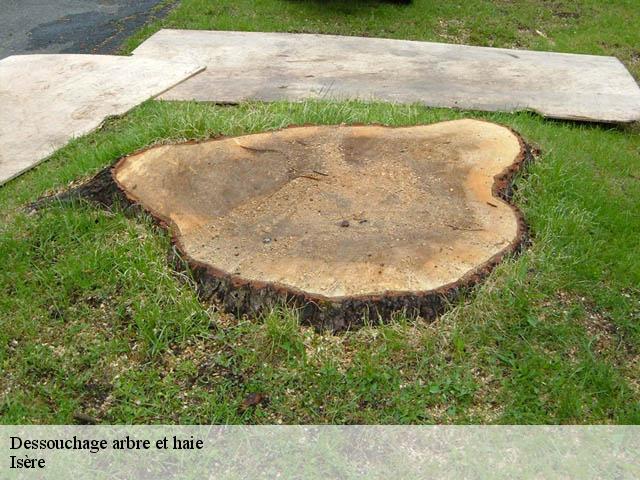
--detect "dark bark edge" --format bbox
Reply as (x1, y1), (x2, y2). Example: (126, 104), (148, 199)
(34, 123), (534, 331)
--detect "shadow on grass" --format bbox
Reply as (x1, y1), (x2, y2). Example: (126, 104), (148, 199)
(285, 0), (412, 16)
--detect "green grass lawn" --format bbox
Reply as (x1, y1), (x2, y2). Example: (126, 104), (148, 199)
(1, 0), (639, 424)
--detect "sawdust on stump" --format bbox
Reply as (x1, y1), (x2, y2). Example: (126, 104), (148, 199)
(86, 119), (529, 330)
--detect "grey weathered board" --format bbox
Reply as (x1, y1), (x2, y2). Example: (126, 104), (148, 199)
(133, 29), (640, 124)
(0, 54), (203, 185)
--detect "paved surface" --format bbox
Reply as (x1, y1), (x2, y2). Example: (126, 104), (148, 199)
(0, 54), (203, 184)
(0, 0), (168, 59)
(134, 29), (640, 123)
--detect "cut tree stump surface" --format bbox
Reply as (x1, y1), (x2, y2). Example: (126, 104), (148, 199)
(110, 119), (529, 328)
(133, 29), (640, 123)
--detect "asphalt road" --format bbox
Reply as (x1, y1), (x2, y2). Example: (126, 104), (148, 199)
(0, 0), (169, 59)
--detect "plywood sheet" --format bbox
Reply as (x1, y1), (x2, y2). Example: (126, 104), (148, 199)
(0, 54), (203, 184)
(133, 29), (640, 123)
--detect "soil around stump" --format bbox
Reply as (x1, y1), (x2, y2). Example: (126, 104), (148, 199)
(70, 119), (532, 330)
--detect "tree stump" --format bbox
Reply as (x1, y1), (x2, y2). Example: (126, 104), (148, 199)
(84, 119), (530, 330)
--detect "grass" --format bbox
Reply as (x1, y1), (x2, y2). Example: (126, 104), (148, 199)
(1, 0), (639, 424)
(124, 0), (640, 79)
(1, 100), (638, 424)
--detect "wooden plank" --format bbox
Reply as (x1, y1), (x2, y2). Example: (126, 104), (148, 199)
(134, 29), (640, 123)
(0, 54), (203, 185)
